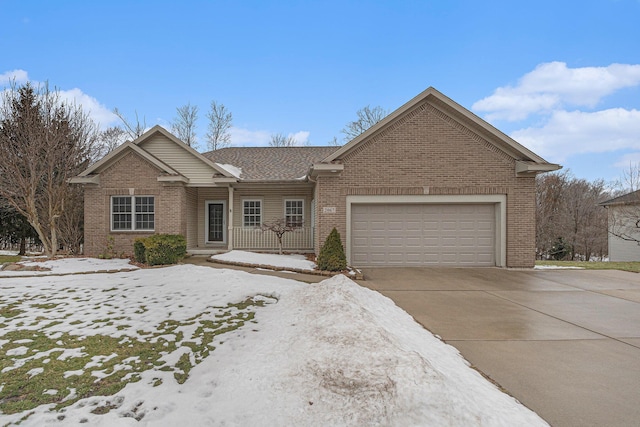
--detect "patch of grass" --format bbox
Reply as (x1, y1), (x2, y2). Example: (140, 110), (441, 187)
(0, 302), (24, 319)
(31, 302), (59, 310)
(0, 294), (278, 417)
(536, 260), (640, 272)
(173, 353), (192, 384)
(0, 255), (21, 264)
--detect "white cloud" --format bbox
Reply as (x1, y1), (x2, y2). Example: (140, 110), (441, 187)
(473, 62), (640, 121)
(0, 69), (29, 85)
(290, 131), (310, 145)
(58, 88), (119, 128)
(1, 69), (119, 129)
(229, 127), (272, 146)
(511, 108), (640, 162)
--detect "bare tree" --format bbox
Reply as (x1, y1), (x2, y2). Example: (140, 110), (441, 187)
(56, 185), (84, 254)
(0, 82), (98, 257)
(171, 102), (199, 147)
(269, 133), (297, 147)
(206, 101), (232, 151)
(341, 105), (387, 142)
(94, 126), (127, 160)
(113, 108), (146, 140)
(261, 218), (303, 255)
(536, 171), (570, 259)
(563, 178), (608, 260)
(536, 171), (609, 260)
(328, 136), (340, 146)
(619, 162), (640, 192)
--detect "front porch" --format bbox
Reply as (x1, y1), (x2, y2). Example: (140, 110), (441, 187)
(186, 184), (316, 255)
(188, 226), (315, 255)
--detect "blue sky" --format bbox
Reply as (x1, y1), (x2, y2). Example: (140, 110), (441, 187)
(2, 0), (639, 183)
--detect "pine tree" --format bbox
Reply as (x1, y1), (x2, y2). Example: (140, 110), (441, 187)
(317, 227), (347, 271)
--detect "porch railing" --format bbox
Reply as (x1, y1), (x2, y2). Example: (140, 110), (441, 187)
(232, 227), (314, 250)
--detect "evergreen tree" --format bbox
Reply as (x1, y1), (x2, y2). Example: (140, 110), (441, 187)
(317, 227), (347, 271)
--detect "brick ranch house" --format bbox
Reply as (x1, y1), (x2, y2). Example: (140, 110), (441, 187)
(71, 87), (560, 268)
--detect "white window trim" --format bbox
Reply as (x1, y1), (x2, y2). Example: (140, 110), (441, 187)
(242, 198), (263, 228)
(110, 195), (155, 232)
(284, 198), (305, 227)
(205, 200), (227, 244)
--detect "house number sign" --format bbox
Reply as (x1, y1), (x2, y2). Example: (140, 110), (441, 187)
(322, 207), (336, 214)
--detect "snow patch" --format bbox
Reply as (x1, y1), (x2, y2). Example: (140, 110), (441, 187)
(215, 163), (242, 178)
(212, 250), (316, 271)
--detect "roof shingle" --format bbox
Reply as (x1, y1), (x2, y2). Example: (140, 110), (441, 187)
(203, 146), (338, 181)
(600, 189), (640, 206)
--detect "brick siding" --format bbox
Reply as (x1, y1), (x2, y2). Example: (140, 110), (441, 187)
(83, 151), (187, 257)
(314, 99), (537, 268)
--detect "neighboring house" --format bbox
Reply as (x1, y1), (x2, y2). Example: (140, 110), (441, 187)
(600, 190), (640, 261)
(71, 87), (560, 268)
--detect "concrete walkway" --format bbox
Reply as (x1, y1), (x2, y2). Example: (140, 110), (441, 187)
(360, 267), (640, 427)
(182, 255), (327, 283)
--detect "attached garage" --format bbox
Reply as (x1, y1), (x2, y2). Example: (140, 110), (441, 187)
(347, 195), (506, 268)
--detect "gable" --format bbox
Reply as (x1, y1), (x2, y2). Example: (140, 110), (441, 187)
(138, 133), (224, 185)
(72, 126), (234, 186)
(99, 150), (167, 188)
(323, 87), (560, 176)
(336, 103), (518, 186)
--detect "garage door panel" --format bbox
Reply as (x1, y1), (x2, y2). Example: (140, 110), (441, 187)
(351, 203), (495, 267)
(388, 221), (404, 231)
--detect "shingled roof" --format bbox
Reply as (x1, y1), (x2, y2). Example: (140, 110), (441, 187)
(203, 146), (339, 181)
(600, 189), (640, 206)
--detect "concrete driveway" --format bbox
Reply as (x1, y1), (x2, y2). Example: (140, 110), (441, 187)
(361, 267), (640, 427)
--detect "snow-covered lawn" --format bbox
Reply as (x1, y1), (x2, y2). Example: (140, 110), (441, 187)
(534, 265), (584, 270)
(0, 257), (138, 276)
(211, 250), (316, 271)
(0, 259), (547, 426)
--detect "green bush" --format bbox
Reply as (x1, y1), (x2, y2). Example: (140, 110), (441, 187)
(134, 234), (186, 266)
(133, 238), (147, 263)
(317, 227), (347, 271)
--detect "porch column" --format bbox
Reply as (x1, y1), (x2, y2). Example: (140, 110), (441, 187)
(227, 186), (234, 250)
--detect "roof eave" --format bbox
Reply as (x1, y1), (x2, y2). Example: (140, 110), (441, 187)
(68, 175), (100, 185)
(515, 161), (562, 177)
(157, 175), (189, 184)
(309, 163), (344, 178)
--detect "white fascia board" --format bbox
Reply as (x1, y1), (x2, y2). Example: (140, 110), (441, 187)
(68, 175), (100, 185)
(157, 175), (189, 183)
(516, 161), (562, 176)
(309, 163), (344, 177)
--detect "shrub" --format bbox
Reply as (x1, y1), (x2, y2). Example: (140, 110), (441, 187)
(133, 238), (147, 263)
(134, 234), (186, 266)
(317, 227), (347, 271)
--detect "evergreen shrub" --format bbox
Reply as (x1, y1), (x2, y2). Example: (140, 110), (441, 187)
(134, 234), (186, 266)
(133, 238), (147, 264)
(317, 227), (347, 271)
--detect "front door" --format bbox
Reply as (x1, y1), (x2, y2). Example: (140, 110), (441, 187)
(206, 201), (226, 243)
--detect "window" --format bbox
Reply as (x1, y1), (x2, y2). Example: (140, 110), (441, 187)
(243, 199), (262, 227)
(285, 199), (304, 227)
(111, 196), (155, 231)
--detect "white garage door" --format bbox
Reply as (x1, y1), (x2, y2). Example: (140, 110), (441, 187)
(351, 204), (496, 267)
